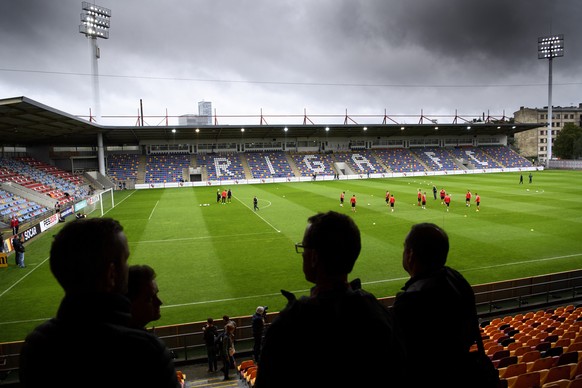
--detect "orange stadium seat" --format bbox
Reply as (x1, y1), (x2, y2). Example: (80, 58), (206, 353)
(506, 370), (540, 388)
(540, 364), (576, 386)
(499, 362), (527, 379)
(528, 357), (557, 373)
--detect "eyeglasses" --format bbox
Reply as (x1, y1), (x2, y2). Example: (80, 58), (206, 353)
(295, 243), (306, 254)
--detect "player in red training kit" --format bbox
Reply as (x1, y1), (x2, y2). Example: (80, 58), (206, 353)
(465, 190), (471, 207)
(444, 193), (451, 212)
(475, 193), (480, 212)
(389, 194), (396, 212)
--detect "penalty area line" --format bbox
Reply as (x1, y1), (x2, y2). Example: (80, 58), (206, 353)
(148, 200), (160, 220)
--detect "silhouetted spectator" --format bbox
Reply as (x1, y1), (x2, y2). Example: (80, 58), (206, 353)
(389, 223), (495, 387)
(19, 218), (179, 388)
(126, 264), (162, 330)
(202, 318), (219, 373)
(251, 306), (266, 362)
(256, 211), (402, 387)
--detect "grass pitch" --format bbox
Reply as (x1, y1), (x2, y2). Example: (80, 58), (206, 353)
(0, 170), (581, 343)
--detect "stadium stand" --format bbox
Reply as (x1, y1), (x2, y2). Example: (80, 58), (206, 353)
(245, 151), (294, 179)
(101, 146), (536, 184)
(374, 148), (427, 172)
(481, 146), (534, 169)
(332, 150), (385, 175)
(448, 146), (504, 169)
(145, 154), (191, 183)
(0, 189), (48, 223)
(290, 153), (336, 177)
(106, 153), (140, 183)
(409, 147), (462, 171)
(478, 304), (582, 387)
(197, 153), (246, 181)
(0, 157), (87, 204)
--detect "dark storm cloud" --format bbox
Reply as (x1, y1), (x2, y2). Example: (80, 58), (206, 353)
(320, 0), (580, 82)
(0, 0), (580, 121)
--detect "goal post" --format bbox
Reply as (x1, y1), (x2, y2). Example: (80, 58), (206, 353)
(83, 187), (115, 217)
(99, 187), (115, 216)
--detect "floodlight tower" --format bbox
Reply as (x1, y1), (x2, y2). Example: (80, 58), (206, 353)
(79, 1), (111, 175)
(538, 34), (564, 168)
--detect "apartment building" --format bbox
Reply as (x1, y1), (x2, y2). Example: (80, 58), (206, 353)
(514, 103), (582, 163)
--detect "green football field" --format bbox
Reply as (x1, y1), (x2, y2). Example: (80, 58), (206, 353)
(0, 170), (581, 343)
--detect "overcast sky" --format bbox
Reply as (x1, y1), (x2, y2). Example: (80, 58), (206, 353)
(1, 0), (580, 127)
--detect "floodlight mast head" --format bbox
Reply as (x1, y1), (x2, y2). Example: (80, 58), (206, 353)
(79, 1), (111, 39)
(537, 35), (564, 59)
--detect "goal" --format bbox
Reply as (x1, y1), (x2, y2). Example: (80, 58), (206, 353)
(84, 187), (115, 217)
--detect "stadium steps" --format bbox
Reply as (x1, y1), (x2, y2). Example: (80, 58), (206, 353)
(137, 155), (146, 183)
(285, 153), (301, 177)
(238, 154), (253, 180)
(202, 165), (208, 181)
(371, 150), (391, 172)
(411, 152), (430, 171)
(178, 360), (246, 387)
(483, 151), (504, 169)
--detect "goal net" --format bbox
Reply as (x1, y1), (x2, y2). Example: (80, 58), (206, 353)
(83, 187), (115, 217)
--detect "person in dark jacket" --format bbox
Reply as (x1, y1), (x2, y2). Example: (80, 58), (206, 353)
(251, 306), (266, 362)
(12, 234), (25, 268)
(221, 322), (236, 381)
(255, 211), (403, 388)
(202, 317), (219, 373)
(19, 218), (179, 388)
(390, 223), (488, 387)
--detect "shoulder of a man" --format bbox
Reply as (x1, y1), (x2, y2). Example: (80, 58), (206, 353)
(21, 318), (178, 388)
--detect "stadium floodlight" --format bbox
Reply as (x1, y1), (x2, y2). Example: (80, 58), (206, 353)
(79, 1), (111, 175)
(79, 2), (111, 39)
(538, 34), (564, 167)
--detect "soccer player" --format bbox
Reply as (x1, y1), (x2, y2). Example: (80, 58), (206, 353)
(432, 185), (437, 200)
(385, 191), (390, 206)
(421, 192), (427, 209)
(389, 194), (396, 212)
(444, 193), (451, 212)
(340, 191), (345, 207)
(350, 194), (357, 212)
(417, 189), (422, 206)
(253, 196), (259, 211)
(475, 193), (480, 212)
(465, 190), (471, 207)
(440, 188), (446, 204)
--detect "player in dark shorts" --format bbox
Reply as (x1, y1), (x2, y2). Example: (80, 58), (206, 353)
(444, 193), (451, 212)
